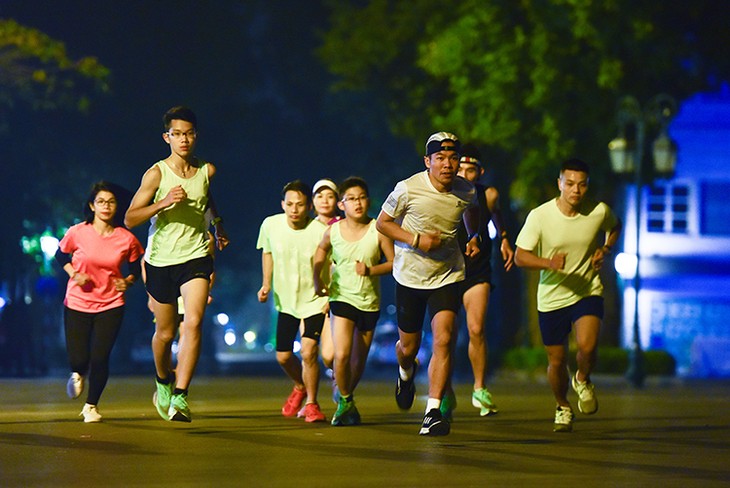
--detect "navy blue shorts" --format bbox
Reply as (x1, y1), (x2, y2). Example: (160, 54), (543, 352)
(538, 296), (604, 346)
(395, 282), (460, 334)
(329, 301), (380, 332)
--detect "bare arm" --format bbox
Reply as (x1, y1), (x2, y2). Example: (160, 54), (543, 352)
(358, 232), (394, 277)
(376, 210), (441, 252)
(313, 228), (332, 296)
(514, 247), (565, 271)
(591, 219), (623, 271)
(257, 252), (273, 303)
(485, 187), (514, 271)
(124, 165), (185, 229)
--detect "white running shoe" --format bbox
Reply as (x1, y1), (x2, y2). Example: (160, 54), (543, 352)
(67, 372), (84, 399)
(571, 373), (598, 414)
(553, 406), (574, 433)
(80, 403), (102, 423)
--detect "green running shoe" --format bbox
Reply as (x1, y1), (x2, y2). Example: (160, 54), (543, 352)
(440, 389), (457, 421)
(331, 397), (361, 426)
(168, 392), (191, 422)
(154, 380), (173, 421)
(471, 388), (498, 416)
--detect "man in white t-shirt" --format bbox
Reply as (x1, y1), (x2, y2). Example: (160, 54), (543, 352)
(376, 132), (480, 436)
(514, 158), (621, 433)
(257, 180), (329, 423)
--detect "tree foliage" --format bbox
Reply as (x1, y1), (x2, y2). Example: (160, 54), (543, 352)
(0, 18), (109, 121)
(319, 0), (730, 208)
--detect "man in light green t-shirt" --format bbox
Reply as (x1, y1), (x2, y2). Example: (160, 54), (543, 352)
(257, 180), (328, 423)
(515, 158), (621, 433)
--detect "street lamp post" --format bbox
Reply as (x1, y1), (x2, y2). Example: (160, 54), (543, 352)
(608, 94), (677, 388)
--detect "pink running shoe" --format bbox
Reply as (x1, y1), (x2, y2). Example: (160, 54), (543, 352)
(282, 387), (306, 417)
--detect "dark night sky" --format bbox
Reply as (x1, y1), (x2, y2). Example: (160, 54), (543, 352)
(1, 0), (417, 284)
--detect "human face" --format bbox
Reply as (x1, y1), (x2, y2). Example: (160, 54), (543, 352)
(162, 119), (197, 159)
(558, 169), (589, 209)
(313, 188), (338, 219)
(424, 147), (460, 191)
(457, 162), (483, 183)
(338, 187), (369, 220)
(90, 190), (117, 222)
(281, 190), (310, 229)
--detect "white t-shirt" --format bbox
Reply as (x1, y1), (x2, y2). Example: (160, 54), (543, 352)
(515, 198), (619, 312)
(381, 171), (476, 289)
(256, 214), (328, 318)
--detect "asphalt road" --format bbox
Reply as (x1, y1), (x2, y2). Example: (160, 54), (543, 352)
(1, 372), (729, 487)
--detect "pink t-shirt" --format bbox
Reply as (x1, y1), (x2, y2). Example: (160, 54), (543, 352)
(59, 223), (144, 313)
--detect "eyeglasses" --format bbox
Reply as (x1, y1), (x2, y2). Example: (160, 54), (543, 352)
(94, 198), (117, 207)
(167, 130), (197, 139)
(342, 195), (368, 203)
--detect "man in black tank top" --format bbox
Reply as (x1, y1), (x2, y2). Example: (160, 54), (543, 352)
(442, 143), (514, 420)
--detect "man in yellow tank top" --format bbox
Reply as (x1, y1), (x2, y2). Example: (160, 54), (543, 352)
(125, 106), (229, 423)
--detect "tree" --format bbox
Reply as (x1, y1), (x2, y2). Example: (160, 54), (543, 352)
(319, 0), (730, 208)
(0, 18), (109, 125)
(0, 18), (110, 282)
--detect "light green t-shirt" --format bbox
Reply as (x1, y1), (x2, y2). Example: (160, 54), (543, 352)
(329, 219), (381, 312)
(256, 213), (328, 318)
(515, 198), (618, 312)
(145, 160), (210, 267)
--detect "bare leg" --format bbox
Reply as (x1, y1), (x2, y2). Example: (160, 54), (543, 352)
(574, 315), (601, 383)
(428, 310), (457, 400)
(350, 329), (374, 391)
(463, 282), (491, 390)
(276, 351), (304, 389)
(174, 278), (209, 390)
(545, 343), (570, 407)
(300, 337), (320, 404)
(332, 315), (355, 397)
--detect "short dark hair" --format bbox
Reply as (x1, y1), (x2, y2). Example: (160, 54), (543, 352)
(163, 106), (197, 131)
(83, 181), (130, 227)
(561, 158), (590, 175)
(338, 176), (369, 197)
(281, 179), (312, 202)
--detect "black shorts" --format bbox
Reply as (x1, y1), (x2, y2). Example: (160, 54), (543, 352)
(144, 256), (214, 304)
(276, 312), (325, 352)
(329, 301), (380, 332)
(538, 296), (604, 346)
(395, 282), (461, 334)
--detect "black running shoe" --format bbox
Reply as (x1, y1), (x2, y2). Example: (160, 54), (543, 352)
(419, 408), (450, 436)
(395, 360), (418, 410)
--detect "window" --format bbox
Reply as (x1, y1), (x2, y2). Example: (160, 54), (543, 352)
(701, 182), (730, 236)
(647, 183), (689, 233)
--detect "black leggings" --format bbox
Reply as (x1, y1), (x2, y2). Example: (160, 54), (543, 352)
(64, 306), (125, 405)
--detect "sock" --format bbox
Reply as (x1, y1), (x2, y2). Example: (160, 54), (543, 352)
(156, 375), (170, 384)
(426, 398), (441, 413)
(399, 365), (414, 381)
(173, 388), (188, 396)
(341, 394), (353, 403)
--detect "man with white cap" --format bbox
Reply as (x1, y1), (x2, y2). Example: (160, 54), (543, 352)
(376, 132), (480, 436)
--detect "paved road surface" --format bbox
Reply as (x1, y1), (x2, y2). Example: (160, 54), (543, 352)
(1, 373), (728, 487)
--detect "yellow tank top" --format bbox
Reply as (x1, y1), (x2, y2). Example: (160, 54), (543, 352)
(145, 160), (210, 266)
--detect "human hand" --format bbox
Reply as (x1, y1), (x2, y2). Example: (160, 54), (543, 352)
(417, 231), (441, 252)
(355, 260), (369, 276)
(501, 239), (515, 272)
(548, 252), (566, 271)
(257, 286), (270, 303)
(591, 247), (610, 271)
(214, 225), (230, 250)
(161, 185), (187, 208)
(464, 237), (480, 258)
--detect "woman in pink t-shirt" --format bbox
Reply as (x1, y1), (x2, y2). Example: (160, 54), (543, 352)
(56, 182), (144, 422)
